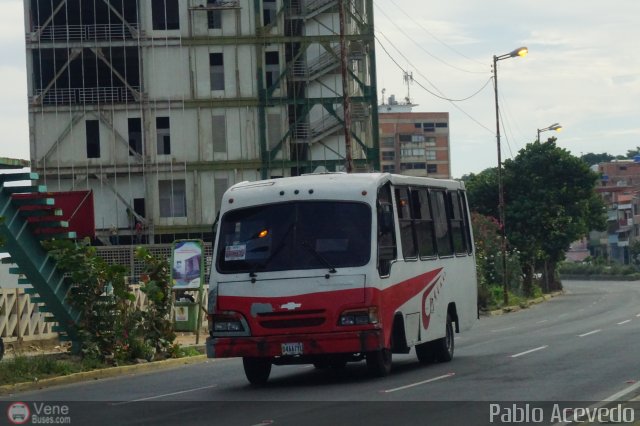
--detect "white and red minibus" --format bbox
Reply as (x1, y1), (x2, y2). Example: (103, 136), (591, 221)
(206, 173), (478, 384)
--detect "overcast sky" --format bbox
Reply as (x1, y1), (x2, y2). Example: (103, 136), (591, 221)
(1, 0), (639, 178)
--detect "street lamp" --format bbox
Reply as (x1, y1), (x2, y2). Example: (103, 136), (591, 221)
(493, 46), (528, 307)
(537, 123), (563, 142)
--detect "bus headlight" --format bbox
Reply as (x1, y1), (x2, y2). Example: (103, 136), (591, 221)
(211, 313), (245, 332)
(339, 307), (379, 326)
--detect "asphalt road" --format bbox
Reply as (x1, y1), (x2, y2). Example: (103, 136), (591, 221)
(3, 280), (640, 426)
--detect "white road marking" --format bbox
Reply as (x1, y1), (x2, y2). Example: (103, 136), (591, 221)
(552, 381), (640, 426)
(617, 319), (631, 325)
(382, 372), (455, 393)
(536, 320), (549, 324)
(491, 326), (516, 333)
(578, 329), (601, 337)
(112, 384), (218, 405)
(510, 345), (548, 358)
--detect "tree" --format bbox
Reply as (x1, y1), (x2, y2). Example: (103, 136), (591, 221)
(503, 139), (606, 295)
(461, 168), (500, 219)
(580, 152), (615, 167)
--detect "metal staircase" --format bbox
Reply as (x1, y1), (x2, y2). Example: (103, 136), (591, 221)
(0, 171), (80, 345)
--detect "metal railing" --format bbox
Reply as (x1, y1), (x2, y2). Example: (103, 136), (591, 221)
(34, 86), (140, 106)
(32, 24), (139, 42)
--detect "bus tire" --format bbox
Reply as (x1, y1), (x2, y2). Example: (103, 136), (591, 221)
(415, 341), (435, 364)
(433, 314), (454, 362)
(242, 357), (272, 385)
(366, 348), (392, 377)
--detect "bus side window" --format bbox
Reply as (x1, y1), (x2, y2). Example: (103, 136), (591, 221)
(429, 190), (454, 256)
(449, 191), (467, 255)
(377, 183), (397, 276)
(394, 187), (418, 259)
(411, 188), (437, 258)
(459, 190), (474, 254)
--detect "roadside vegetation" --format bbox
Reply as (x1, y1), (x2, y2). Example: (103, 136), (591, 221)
(466, 138), (607, 310)
(0, 241), (204, 388)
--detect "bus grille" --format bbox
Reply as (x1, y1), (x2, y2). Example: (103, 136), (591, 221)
(259, 317), (325, 329)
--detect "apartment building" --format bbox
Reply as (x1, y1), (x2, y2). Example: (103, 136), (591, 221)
(592, 159), (640, 263)
(23, 0), (379, 244)
(378, 96), (450, 178)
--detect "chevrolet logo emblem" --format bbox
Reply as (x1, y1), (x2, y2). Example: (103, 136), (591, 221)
(280, 302), (302, 311)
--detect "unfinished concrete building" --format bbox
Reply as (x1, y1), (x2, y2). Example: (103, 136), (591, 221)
(23, 0), (380, 244)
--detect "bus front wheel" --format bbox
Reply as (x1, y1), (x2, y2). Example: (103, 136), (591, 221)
(366, 348), (392, 377)
(242, 357), (272, 385)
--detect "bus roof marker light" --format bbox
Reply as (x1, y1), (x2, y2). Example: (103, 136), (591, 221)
(294, 190), (300, 195)
(362, 190), (367, 196)
(228, 198), (234, 204)
(280, 191), (285, 196)
(309, 189), (314, 194)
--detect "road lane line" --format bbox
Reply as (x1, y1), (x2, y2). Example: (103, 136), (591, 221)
(637, 313), (640, 317)
(536, 320), (548, 324)
(617, 319), (631, 325)
(112, 384), (218, 405)
(578, 329), (601, 337)
(510, 345), (548, 358)
(491, 326), (516, 333)
(382, 372), (455, 393)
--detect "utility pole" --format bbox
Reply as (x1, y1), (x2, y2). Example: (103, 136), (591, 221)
(338, 0), (353, 173)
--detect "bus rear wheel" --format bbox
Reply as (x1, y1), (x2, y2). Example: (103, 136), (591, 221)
(366, 348), (392, 377)
(242, 357), (272, 385)
(433, 314), (454, 362)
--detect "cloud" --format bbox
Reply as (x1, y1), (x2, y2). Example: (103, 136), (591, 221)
(0, 2), (25, 42)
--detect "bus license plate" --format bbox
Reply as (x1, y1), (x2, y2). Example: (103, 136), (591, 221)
(281, 342), (304, 355)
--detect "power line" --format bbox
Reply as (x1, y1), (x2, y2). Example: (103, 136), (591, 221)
(375, 2), (487, 74)
(375, 33), (494, 134)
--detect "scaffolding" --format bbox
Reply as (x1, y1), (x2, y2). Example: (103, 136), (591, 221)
(24, 0), (380, 243)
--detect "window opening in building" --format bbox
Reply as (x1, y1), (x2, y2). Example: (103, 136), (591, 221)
(212, 115), (227, 152)
(152, 0), (180, 30)
(156, 117), (171, 155)
(265, 51), (280, 88)
(382, 151), (395, 161)
(159, 179), (187, 217)
(427, 164), (438, 174)
(207, 0), (222, 29)
(128, 118), (143, 156)
(263, 0), (277, 26)
(86, 120), (100, 158)
(210, 53), (225, 90)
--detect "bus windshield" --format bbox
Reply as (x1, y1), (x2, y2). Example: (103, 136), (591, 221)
(216, 201), (371, 273)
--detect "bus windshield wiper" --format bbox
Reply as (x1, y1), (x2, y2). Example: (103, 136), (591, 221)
(302, 241), (337, 274)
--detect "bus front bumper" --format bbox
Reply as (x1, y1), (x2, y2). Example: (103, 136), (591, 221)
(206, 329), (384, 359)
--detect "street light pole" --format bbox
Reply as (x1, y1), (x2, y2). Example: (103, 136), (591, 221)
(537, 123), (563, 143)
(493, 46), (528, 307)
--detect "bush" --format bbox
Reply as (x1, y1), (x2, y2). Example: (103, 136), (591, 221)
(43, 240), (175, 364)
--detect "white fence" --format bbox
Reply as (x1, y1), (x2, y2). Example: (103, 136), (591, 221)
(0, 285), (209, 344)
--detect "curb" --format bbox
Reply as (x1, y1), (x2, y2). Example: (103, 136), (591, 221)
(0, 354), (211, 395)
(488, 290), (564, 316)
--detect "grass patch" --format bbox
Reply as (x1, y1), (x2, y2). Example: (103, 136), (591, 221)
(0, 355), (84, 386)
(0, 344), (203, 387)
